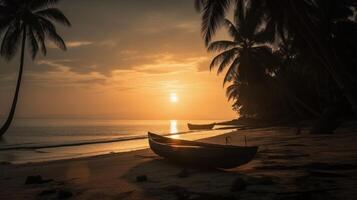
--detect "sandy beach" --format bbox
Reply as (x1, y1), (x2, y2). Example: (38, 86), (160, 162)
(1, 122), (357, 200)
(0, 0), (356, 199)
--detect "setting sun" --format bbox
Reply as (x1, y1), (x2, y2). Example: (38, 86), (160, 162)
(0, 1), (355, 199)
(170, 93), (178, 103)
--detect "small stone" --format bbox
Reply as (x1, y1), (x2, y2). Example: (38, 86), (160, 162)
(136, 175), (148, 182)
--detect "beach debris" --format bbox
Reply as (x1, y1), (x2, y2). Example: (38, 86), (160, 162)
(177, 168), (190, 178)
(225, 136), (231, 144)
(25, 175), (53, 184)
(57, 188), (73, 199)
(136, 175), (148, 182)
(230, 177), (247, 191)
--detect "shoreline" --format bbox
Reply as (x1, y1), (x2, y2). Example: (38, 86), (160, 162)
(0, 129), (234, 164)
(0, 130), (195, 151)
(0, 128), (237, 166)
(1, 123), (357, 199)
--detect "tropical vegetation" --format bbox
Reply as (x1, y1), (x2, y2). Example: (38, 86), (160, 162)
(196, 0), (357, 130)
(0, 0), (70, 136)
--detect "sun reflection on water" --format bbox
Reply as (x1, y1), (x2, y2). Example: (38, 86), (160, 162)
(170, 120), (180, 138)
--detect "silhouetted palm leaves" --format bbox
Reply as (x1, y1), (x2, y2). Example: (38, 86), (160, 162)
(196, 0), (357, 120)
(208, 16), (276, 85)
(209, 11), (280, 117)
(0, 0), (70, 136)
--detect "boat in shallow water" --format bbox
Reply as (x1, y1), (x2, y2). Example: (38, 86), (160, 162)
(187, 123), (215, 130)
(148, 132), (258, 169)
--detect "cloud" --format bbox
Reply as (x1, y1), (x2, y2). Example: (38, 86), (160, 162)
(132, 54), (209, 75)
(98, 40), (119, 47)
(32, 60), (107, 88)
(67, 41), (93, 48)
(119, 50), (138, 56)
(174, 21), (200, 33)
(48, 41), (93, 49)
(1, 0), (211, 91)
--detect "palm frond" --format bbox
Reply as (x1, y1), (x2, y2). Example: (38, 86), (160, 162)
(226, 83), (240, 101)
(46, 28), (67, 50)
(207, 40), (237, 52)
(240, 0), (264, 39)
(0, 17), (13, 36)
(223, 19), (243, 42)
(30, 0), (62, 10)
(0, 22), (23, 60)
(200, 0), (231, 46)
(223, 57), (240, 85)
(35, 8), (71, 26)
(254, 20), (276, 44)
(209, 47), (238, 71)
(0, 0), (69, 61)
(27, 27), (39, 59)
(233, 0), (245, 27)
(39, 16), (67, 50)
(34, 30), (47, 55)
(194, 0), (206, 11)
(217, 53), (237, 75)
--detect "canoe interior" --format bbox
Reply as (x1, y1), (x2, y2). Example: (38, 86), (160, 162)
(148, 132), (258, 169)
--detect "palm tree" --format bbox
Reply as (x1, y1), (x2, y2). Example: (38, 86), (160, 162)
(207, 7), (279, 117)
(208, 7), (322, 118)
(195, 0), (357, 114)
(207, 16), (275, 86)
(0, 0), (70, 136)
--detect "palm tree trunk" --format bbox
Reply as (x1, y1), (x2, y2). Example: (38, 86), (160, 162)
(0, 27), (27, 137)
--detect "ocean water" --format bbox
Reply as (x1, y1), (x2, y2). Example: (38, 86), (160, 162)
(0, 118), (231, 163)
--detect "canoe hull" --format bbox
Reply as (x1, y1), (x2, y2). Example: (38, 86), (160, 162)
(187, 123), (215, 130)
(148, 133), (258, 169)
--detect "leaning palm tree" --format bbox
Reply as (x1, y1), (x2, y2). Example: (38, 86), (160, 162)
(0, 0), (70, 136)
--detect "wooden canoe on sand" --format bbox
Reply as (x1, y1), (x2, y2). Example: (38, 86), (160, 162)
(148, 132), (258, 169)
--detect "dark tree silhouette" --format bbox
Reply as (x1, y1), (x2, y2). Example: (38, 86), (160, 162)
(207, 10), (277, 117)
(0, 0), (70, 136)
(196, 0), (357, 125)
(195, 0), (357, 117)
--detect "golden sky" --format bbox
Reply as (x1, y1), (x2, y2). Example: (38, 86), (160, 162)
(0, 0), (236, 120)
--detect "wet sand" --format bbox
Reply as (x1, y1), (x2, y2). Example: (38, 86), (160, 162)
(1, 121), (357, 200)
